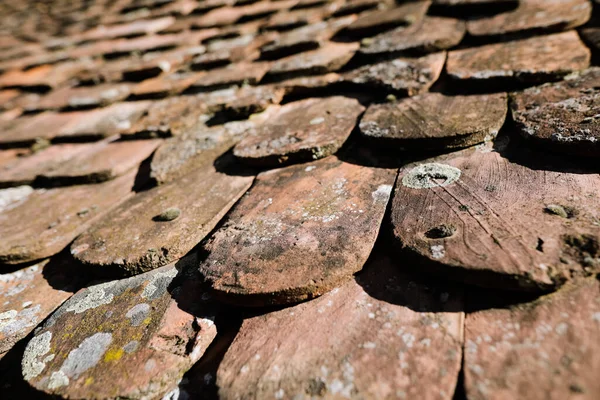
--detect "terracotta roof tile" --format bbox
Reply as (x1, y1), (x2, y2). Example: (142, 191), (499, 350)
(1, 0), (600, 397)
(71, 160), (253, 275)
(21, 257), (217, 399)
(467, 0), (591, 39)
(510, 67), (600, 156)
(198, 155), (396, 305)
(446, 30), (590, 85)
(218, 252), (464, 398)
(391, 143), (600, 291)
(233, 96), (364, 166)
(360, 92), (507, 150)
(0, 170), (136, 264)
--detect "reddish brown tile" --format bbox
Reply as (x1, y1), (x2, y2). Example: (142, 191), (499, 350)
(29, 83), (132, 111)
(360, 92), (507, 149)
(38, 139), (161, 185)
(198, 155), (397, 305)
(131, 71), (204, 98)
(0, 112), (82, 147)
(342, 0), (431, 38)
(189, 61), (271, 90)
(511, 67), (600, 157)
(21, 258), (218, 399)
(391, 144), (600, 291)
(266, 41), (358, 80)
(341, 52), (446, 95)
(0, 170), (137, 264)
(71, 161), (253, 275)
(465, 278), (600, 400)
(233, 96), (364, 166)
(218, 253), (464, 399)
(359, 16), (465, 56)
(467, 0), (591, 38)
(446, 31), (590, 85)
(79, 16), (176, 41)
(0, 257), (89, 356)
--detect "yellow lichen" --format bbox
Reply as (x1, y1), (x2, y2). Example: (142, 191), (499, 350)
(104, 348), (124, 362)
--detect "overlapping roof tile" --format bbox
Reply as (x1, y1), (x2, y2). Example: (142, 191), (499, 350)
(0, 0), (599, 398)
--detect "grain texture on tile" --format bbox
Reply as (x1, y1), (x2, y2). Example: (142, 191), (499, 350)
(391, 144), (600, 291)
(0, 171), (136, 264)
(360, 92), (507, 149)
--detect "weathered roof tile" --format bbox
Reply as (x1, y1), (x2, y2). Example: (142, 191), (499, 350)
(510, 67), (600, 157)
(198, 155), (396, 305)
(391, 143), (600, 291)
(0, 170), (137, 264)
(218, 252), (464, 399)
(21, 256), (217, 399)
(233, 96), (364, 166)
(71, 160), (253, 275)
(359, 92), (507, 149)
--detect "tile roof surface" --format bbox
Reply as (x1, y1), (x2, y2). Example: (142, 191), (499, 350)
(0, 0), (598, 399)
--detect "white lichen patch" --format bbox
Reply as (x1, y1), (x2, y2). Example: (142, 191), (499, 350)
(0, 304), (41, 335)
(53, 332), (113, 382)
(126, 303), (151, 327)
(65, 281), (116, 314)
(22, 331), (53, 380)
(371, 184), (393, 203)
(402, 163), (461, 189)
(430, 245), (446, 260)
(142, 267), (178, 300)
(48, 370), (69, 389)
(0, 185), (34, 213)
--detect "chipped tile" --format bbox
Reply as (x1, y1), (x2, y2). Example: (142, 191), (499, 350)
(21, 257), (217, 399)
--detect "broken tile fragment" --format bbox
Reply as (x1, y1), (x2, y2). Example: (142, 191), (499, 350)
(342, 1), (430, 38)
(218, 252), (464, 398)
(0, 170), (136, 264)
(359, 16), (465, 56)
(38, 139), (161, 185)
(391, 144), (600, 291)
(198, 155), (397, 305)
(340, 52), (446, 95)
(266, 42), (358, 81)
(465, 277), (600, 400)
(510, 67), (600, 157)
(233, 96), (364, 166)
(0, 257), (89, 357)
(467, 0), (591, 38)
(71, 161), (253, 275)
(446, 31), (590, 85)
(360, 92), (507, 149)
(21, 257), (218, 399)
